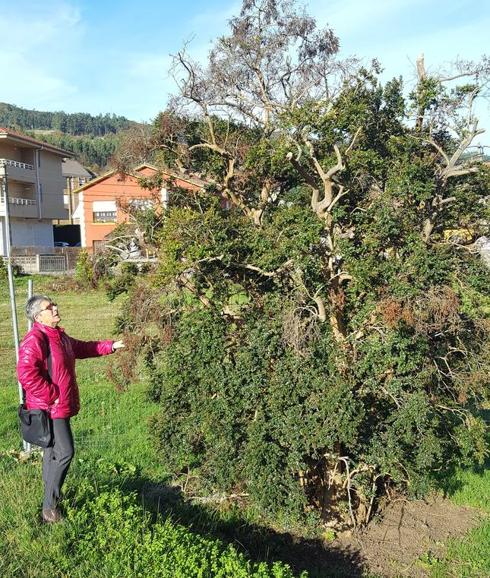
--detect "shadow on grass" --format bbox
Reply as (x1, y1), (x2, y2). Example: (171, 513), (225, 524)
(84, 472), (367, 578)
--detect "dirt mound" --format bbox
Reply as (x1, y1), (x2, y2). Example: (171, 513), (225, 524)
(335, 496), (482, 577)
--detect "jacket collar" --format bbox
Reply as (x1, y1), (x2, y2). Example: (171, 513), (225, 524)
(33, 321), (65, 338)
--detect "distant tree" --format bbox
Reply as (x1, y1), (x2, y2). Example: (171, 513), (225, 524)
(30, 132), (117, 171)
(111, 124), (157, 171)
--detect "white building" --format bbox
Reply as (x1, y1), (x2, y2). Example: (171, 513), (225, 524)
(0, 129), (71, 256)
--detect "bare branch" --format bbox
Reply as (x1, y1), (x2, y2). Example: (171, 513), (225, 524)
(286, 150), (322, 192)
(313, 295), (327, 322)
(412, 135), (451, 167)
(326, 144), (344, 180)
(345, 127), (362, 156)
(327, 185), (349, 212)
(189, 142), (231, 156)
(238, 258), (294, 277)
(441, 121), (485, 181)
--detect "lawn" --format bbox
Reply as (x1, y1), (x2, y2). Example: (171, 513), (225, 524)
(0, 275), (488, 578)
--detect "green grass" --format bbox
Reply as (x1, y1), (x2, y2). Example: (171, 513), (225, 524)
(428, 522), (490, 577)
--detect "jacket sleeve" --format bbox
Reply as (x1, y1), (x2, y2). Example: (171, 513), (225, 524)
(68, 337), (114, 359)
(17, 335), (59, 405)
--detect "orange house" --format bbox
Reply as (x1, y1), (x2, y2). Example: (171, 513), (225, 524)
(73, 164), (205, 251)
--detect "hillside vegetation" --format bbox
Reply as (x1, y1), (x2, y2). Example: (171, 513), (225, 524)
(0, 102), (145, 170)
(0, 102), (133, 136)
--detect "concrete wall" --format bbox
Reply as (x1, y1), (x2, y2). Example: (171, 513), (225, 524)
(38, 150), (67, 219)
(0, 218), (54, 256)
(11, 245), (81, 270)
(1, 139), (67, 221)
(10, 218), (53, 248)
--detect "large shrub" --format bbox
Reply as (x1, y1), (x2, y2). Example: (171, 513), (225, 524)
(118, 190), (488, 529)
(114, 0), (490, 529)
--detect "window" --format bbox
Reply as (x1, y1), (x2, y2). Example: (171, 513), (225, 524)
(92, 200), (116, 222)
(93, 211), (116, 223)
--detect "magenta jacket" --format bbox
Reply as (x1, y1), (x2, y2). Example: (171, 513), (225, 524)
(17, 322), (114, 419)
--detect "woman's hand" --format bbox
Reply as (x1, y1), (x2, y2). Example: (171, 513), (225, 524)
(112, 340), (125, 351)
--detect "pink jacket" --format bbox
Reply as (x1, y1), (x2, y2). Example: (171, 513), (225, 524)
(17, 322), (114, 419)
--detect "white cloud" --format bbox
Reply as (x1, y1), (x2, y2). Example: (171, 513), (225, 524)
(0, 51), (78, 110)
(307, 0), (490, 145)
(1, 0), (488, 145)
(177, 2), (242, 66)
(0, 1), (83, 109)
(309, 0), (425, 40)
(2, 1), (83, 51)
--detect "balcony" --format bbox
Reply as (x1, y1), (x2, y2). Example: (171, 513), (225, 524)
(0, 195), (38, 218)
(0, 158), (37, 184)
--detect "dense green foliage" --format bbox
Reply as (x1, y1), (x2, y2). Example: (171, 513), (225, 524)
(111, 0), (490, 530)
(0, 281), (488, 576)
(118, 185), (489, 528)
(0, 258), (6, 281)
(74, 250), (96, 289)
(0, 283), (302, 578)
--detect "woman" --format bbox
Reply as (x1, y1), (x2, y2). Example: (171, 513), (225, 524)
(16, 294), (124, 523)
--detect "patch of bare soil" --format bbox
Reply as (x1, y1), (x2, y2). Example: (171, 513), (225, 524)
(334, 496), (482, 577)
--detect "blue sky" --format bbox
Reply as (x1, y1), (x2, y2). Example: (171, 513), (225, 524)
(1, 0), (489, 146)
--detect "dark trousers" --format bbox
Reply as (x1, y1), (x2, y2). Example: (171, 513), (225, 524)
(42, 418), (75, 509)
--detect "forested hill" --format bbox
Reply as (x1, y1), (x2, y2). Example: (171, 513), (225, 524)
(0, 102), (143, 171)
(0, 102), (134, 136)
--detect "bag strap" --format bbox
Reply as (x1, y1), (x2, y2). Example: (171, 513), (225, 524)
(43, 332), (52, 380)
(21, 331), (52, 405)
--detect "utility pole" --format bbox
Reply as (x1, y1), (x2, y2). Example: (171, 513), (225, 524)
(1, 161), (30, 452)
(0, 162), (21, 377)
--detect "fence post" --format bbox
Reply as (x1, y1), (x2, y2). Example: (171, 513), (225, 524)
(0, 161), (29, 453)
(21, 280), (34, 453)
(36, 254), (41, 273)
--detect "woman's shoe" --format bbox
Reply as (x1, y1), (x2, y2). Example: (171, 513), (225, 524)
(42, 507), (63, 523)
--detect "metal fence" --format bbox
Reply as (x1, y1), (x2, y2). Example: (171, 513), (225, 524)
(7, 254), (67, 274)
(11, 246), (81, 271)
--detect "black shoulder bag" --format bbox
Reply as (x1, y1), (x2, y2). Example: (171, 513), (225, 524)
(18, 333), (53, 448)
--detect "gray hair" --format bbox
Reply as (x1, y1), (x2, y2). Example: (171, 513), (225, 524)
(26, 294), (53, 323)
